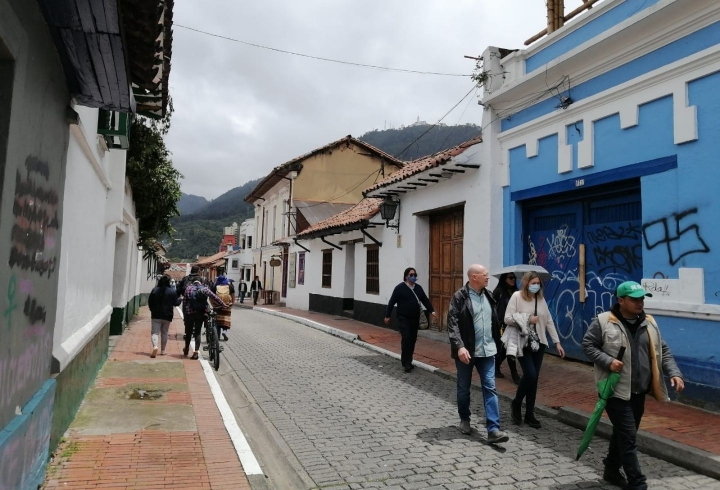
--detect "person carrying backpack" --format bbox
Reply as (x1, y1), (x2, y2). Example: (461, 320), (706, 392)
(181, 268), (229, 360)
(211, 267), (235, 341)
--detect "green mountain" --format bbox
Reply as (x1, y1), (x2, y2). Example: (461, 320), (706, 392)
(359, 123), (481, 160)
(177, 193), (209, 215)
(165, 124), (482, 261)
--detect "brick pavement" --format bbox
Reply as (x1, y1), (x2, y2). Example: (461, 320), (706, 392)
(43, 309), (251, 490)
(260, 305), (720, 457)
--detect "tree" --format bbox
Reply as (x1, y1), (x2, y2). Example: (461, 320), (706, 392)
(126, 100), (182, 248)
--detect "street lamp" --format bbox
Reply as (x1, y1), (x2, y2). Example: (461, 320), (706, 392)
(380, 197), (399, 230)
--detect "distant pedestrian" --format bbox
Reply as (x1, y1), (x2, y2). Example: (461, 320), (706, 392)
(182, 269), (229, 360)
(582, 281), (684, 490)
(492, 273), (522, 384)
(148, 275), (181, 358)
(250, 276), (262, 305)
(238, 280), (248, 303)
(384, 267), (436, 373)
(504, 271), (565, 429)
(211, 267), (235, 341)
(447, 264), (509, 444)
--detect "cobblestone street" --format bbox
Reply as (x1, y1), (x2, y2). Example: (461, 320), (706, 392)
(225, 309), (719, 490)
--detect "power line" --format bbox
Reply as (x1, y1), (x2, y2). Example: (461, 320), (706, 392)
(396, 84), (478, 159)
(175, 24), (471, 77)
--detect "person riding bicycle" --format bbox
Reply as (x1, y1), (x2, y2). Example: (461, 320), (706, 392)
(181, 268), (230, 360)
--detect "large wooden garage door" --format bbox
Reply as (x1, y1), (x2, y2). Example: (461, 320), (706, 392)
(429, 208), (464, 331)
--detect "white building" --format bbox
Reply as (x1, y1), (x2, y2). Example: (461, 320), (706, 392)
(225, 218), (255, 296)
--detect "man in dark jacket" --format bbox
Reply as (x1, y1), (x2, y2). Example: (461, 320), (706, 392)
(250, 276), (262, 305)
(447, 264), (509, 444)
(384, 267), (436, 373)
(583, 281), (684, 490)
(148, 275), (181, 358)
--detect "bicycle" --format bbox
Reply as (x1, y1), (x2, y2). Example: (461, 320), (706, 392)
(204, 308), (222, 371)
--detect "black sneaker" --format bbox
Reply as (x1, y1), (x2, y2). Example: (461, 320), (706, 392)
(602, 467), (628, 489)
(222, 333), (228, 341)
(404, 366), (412, 373)
(511, 399), (522, 424)
(495, 370), (505, 379)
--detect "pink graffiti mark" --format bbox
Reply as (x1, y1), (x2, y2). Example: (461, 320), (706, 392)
(44, 236), (55, 250)
(537, 248), (548, 268)
(23, 324), (46, 340)
(19, 279), (33, 294)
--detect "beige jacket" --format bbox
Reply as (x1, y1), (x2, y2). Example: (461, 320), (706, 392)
(504, 291), (560, 347)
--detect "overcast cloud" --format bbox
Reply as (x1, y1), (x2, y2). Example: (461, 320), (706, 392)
(166, 0), (588, 199)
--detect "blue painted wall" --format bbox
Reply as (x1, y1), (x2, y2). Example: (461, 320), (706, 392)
(526, 0), (661, 72)
(503, 70), (720, 404)
(0, 380), (55, 490)
(505, 20), (720, 131)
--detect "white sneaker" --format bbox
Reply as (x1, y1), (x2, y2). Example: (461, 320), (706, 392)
(151, 347), (158, 358)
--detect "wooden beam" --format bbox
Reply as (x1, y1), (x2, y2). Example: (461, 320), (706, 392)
(429, 173), (451, 179)
(419, 178), (439, 183)
(409, 182), (427, 186)
(443, 169), (466, 174)
(454, 164), (480, 169)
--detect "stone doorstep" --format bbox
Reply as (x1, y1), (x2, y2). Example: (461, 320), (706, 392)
(255, 307), (720, 482)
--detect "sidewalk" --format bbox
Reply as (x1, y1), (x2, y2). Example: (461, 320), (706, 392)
(43, 308), (252, 490)
(257, 305), (720, 477)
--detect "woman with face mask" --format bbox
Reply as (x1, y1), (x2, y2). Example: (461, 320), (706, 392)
(503, 272), (565, 429)
(384, 267), (437, 372)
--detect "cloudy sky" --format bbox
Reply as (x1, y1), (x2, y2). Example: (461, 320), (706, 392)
(166, 0), (588, 199)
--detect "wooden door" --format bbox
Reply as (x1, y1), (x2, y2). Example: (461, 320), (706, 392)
(429, 208), (464, 331)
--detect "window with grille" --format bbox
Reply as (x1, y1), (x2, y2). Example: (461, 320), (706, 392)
(322, 250), (332, 288)
(366, 247), (379, 294)
(231, 259), (238, 269)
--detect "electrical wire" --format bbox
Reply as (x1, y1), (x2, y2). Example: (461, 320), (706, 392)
(435, 87), (479, 153)
(396, 85), (478, 159)
(175, 24), (471, 77)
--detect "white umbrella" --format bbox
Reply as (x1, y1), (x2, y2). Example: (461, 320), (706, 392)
(492, 265), (551, 282)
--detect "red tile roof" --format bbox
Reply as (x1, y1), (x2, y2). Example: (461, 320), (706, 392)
(195, 251), (228, 266)
(363, 135), (482, 195)
(245, 135), (404, 203)
(297, 198), (383, 238)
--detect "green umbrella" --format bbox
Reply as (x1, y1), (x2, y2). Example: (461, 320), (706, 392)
(576, 346), (626, 461)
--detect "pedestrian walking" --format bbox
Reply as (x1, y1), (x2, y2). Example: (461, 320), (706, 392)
(492, 273), (522, 384)
(148, 275), (180, 358)
(504, 271), (565, 429)
(447, 264), (509, 444)
(210, 266), (234, 341)
(384, 267), (436, 373)
(582, 281), (684, 490)
(238, 280), (248, 303)
(250, 276), (262, 305)
(181, 269), (229, 360)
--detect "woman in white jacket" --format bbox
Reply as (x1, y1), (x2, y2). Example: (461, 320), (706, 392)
(504, 272), (565, 428)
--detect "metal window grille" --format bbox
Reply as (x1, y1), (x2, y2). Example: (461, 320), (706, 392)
(322, 251), (332, 288)
(366, 247), (379, 294)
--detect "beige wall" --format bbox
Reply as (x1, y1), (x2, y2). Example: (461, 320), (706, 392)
(293, 142), (399, 203)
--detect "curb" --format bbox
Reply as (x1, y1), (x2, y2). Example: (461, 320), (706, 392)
(250, 307), (720, 481)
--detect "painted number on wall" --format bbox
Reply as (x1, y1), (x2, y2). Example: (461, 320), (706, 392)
(575, 179), (585, 187)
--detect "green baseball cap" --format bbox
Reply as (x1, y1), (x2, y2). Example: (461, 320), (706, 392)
(616, 281), (653, 298)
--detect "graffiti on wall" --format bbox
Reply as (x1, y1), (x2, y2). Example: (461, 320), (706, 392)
(546, 225), (577, 264)
(642, 208), (710, 266)
(586, 224), (643, 275)
(2, 155), (59, 425)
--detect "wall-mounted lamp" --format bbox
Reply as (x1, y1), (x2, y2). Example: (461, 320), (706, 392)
(379, 197), (399, 230)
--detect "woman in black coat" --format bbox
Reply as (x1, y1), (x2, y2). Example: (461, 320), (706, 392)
(384, 267), (436, 372)
(148, 275), (181, 358)
(492, 273), (521, 384)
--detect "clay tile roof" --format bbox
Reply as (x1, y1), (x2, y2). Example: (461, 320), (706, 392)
(297, 198), (383, 239)
(364, 135), (483, 195)
(195, 251), (227, 266)
(245, 135), (404, 203)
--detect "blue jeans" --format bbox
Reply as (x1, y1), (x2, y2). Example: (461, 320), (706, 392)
(455, 356), (500, 432)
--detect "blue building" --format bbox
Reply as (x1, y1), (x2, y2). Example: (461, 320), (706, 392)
(482, 0), (720, 408)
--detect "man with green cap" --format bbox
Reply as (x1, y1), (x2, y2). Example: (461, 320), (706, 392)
(582, 281), (684, 490)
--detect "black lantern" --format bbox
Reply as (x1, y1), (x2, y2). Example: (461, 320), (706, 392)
(379, 197), (399, 229)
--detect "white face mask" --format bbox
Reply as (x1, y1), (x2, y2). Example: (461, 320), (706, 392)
(529, 284), (541, 294)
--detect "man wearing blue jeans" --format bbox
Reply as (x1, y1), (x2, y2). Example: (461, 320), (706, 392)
(447, 264), (509, 444)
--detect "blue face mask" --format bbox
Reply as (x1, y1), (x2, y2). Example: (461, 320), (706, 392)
(529, 284), (541, 294)
(407, 275), (417, 283)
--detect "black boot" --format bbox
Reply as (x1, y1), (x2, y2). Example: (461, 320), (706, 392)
(602, 466), (628, 489)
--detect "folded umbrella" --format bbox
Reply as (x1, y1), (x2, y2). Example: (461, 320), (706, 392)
(576, 346), (626, 461)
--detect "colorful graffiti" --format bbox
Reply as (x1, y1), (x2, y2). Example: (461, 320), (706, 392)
(642, 207), (710, 266)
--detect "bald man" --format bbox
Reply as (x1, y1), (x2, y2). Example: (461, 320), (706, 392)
(447, 264), (509, 444)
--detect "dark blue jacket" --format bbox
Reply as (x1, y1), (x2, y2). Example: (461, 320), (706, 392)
(148, 286), (181, 321)
(385, 282), (434, 319)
